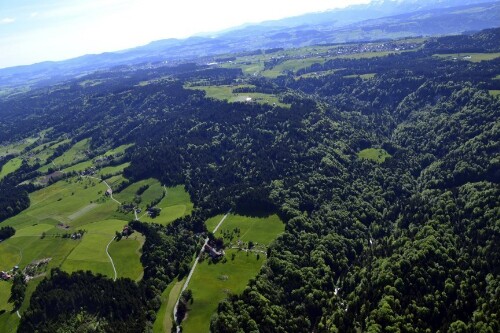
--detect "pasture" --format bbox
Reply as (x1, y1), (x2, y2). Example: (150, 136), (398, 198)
(182, 214), (284, 333)
(98, 162), (130, 177)
(489, 90), (500, 97)
(181, 250), (266, 333)
(153, 278), (186, 333)
(187, 85), (288, 107)
(434, 52), (500, 62)
(0, 157), (23, 180)
(61, 219), (140, 279)
(108, 233), (145, 281)
(358, 148), (391, 163)
(139, 185), (194, 225)
(262, 57), (326, 78)
(0, 172), (147, 329)
(38, 138), (90, 173)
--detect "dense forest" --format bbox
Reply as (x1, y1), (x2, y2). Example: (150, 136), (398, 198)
(1, 28), (499, 332)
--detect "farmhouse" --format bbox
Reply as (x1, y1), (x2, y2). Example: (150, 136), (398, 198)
(1, 271), (12, 280)
(204, 244), (224, 259)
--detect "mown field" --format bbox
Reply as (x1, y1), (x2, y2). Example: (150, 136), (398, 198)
(137, 184), (194, 225)
(0, 157), (23, 180)
(358, 147), (391, 163)
(186, 85), (289, 108)
(0, 141), (155, 331)
(434, 52), (500, 62)
(182, 214), (284, 333)
(153, 278), (187, 333)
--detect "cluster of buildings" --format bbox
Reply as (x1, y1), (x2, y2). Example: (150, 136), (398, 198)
(1, 266), (19, 280)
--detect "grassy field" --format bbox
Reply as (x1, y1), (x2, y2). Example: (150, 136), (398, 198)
(114, 178), (164, 208)
(336, 50), (397, 59)
(98, 162), (130, 177)
(434, 53), (500, 62)
(489, 90), (500, 97)
(262, 57), (326, 78)
(344, 73), (376, 80)
(0, 281), (13, 312)
(207, 214), (284, 246)
(61, 219), (139, 279)
(139, 185), (194, 225)
(186, 85), (288, 107)
(108, 233), (145, 281)
(358, 148), (391, 163)
(0, 137), (38, 158)
(153, 278), (186, 333)
(103, 143), (133, 157)
(38, 138), (90, 172)
(182, 214), (284, 333)
(182, 250), (264, 333)
(0, 169), (148, 332)
(0, 157), (23, 180)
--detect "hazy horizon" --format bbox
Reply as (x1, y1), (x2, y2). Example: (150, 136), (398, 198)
(0, 0), (372, 69)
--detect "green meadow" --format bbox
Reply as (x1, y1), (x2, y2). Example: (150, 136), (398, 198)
(0, 166), (155, 330)
(108, 233), (145, 281)
(139, 185), (194, 225)
(153, 278), (186, 333)
(114, 178), (165, 208)
(343, 73), (376, 80)
(61, 219), (142, 279)
(98, 162), (130, 177)
(0, 281), (13, 312)
(182, 214), (284, 333)
(0, 157), (23, 180)
(39, 138), (90, 172)
(262, 57), (326, 78)
(187, 85), (288, 108)
(489, 90), (500, 97)
(358, 148), (391, 163)
(434, 52), (500, 62)
(0, 137), (38, 158)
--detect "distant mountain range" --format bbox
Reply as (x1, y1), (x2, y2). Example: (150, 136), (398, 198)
(0, 0), (499, 90)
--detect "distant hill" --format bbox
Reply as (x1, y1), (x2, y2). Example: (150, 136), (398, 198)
(0, 0), (499, 91)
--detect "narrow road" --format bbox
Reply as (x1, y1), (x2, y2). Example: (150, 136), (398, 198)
(82, 175), (119, 281)
(105, 236), (117, 281)
(83, 175), (121, 205)
(173, 211), (230, 332)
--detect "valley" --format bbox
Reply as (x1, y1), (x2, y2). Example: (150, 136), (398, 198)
(0, 3), (499, 332)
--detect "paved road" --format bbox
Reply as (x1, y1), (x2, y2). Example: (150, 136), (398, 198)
(173, 211), (230, 332)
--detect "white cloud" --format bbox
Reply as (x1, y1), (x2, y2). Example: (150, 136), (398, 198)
(30, 12), (39, 18)
(1, 17), (15, 24)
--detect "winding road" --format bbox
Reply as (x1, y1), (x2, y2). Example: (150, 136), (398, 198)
(83, 175), (120, 280)
(173, 211), (230, 332)
(106, 236), (118, 281)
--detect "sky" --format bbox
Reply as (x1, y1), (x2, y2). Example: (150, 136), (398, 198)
(0, 0), (371, 69)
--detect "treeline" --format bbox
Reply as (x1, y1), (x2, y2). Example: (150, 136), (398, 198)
(0, 182), (30, 223)
(18, 269), (148, 333)
(0, 225), (15, 240)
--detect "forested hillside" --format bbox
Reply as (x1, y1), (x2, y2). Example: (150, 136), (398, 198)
(0, 29), (499, 332)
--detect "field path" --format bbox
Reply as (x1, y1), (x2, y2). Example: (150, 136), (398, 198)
(83, 175), (121, 205)
(105, 236), (117, 281)
(173, 211), (230, 332)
